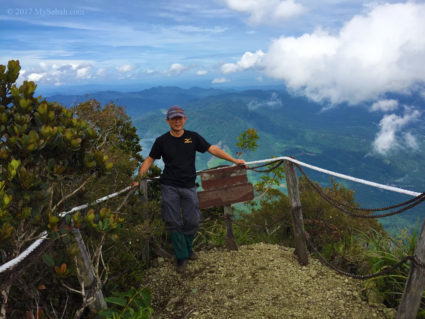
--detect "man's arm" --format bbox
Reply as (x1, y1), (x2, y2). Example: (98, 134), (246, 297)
(208, 145), (245, 165)
(132, 156), (155, 186)
(138, 156), (155, 177)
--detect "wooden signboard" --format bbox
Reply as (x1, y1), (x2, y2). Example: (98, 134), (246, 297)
(198, 166), (254, 209)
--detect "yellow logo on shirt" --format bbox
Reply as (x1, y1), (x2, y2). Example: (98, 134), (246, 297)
(184, 138), (192, 144)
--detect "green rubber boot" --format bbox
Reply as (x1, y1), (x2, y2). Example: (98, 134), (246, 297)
(185, 234), (197, 260)
(170, 231), (189, 261)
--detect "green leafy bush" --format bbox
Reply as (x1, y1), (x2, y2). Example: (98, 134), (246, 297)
(0, 60), (118, 317)
(359, 226), (425, 314)
(100, 287), (153, 318)
(0, 60), (161, 318)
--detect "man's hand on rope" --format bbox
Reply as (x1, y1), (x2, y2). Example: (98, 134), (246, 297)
(132, 172), (150, 187)
(234, 159), (246, 166)
(233, 159), (248, 169)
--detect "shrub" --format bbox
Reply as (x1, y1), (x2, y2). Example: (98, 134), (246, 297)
(359, 226), (425, 315)
(100, 287), (153, 318)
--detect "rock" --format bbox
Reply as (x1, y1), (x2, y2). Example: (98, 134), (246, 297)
(383, 308), (397, 319)
(167, 295), (182, 306)
(367, 290), (384, 305)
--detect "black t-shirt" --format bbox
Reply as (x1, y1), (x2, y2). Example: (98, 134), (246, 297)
(149, 130), (211, 188)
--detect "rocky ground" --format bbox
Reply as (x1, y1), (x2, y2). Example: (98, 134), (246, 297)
(143, 243), (396, 319)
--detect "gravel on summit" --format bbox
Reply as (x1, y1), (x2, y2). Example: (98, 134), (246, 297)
(143, 243), (396, 319)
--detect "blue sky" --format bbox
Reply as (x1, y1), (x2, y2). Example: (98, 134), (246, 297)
(2, 0), (425, 155)
(1, 1), (425, 101)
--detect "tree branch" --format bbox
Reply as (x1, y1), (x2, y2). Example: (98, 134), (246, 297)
(48, 184), (54, 211)
(96, 129), (113, 150)
(61, 280), (83, 296)
(114, 187), (137, 214)
(52, 173), (95, 213)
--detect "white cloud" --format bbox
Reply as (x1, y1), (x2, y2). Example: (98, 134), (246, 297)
(370, 99), (399, 112)
(224, 0), (305, 25)
(97, 68), (107, 76)
(221, 63), (238, 74)
(197, 70), (208, 76)
(20, 61), (95, 85)
(225, 3), (425, 105)
(167, 63), (187, 76)
(212, 77), (229, 84)
(221, 50), (265, 74)
(116, 64), (136, 73)
(76, 66), (92, 79)
(247, 92), (282, 111)
(174, 25), (227, 33)
(373, 108), (421, 155)
(403, 132), (419, 150)
(27, 73), (46, 82)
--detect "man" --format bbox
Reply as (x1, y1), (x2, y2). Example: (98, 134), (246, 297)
(137, 105), (245, 272)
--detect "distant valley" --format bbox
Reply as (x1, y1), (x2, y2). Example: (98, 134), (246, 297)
(49, 86), (425, 231)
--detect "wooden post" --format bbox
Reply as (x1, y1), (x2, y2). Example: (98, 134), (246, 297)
(196, 166), (252, 251)
(284, 160), (308, 266)
(140, 180), (150, 265)
(224, 205), (238, 251)
(73, 228), (107, 312)
(140, 180), (148, 202)
(397, 220), (425, 319)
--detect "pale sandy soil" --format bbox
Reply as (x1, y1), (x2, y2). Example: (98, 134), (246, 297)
(144, 243), (396, 319)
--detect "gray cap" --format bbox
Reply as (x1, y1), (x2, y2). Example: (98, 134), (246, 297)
(166, 105), (186, 119)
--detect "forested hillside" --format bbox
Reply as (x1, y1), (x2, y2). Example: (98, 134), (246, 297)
(48, 86), (224, 118)
(50, 86), (425, 230)
(129, 88), (425, 230)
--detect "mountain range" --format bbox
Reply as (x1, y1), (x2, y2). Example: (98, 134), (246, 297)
(48, 86), (425, 231)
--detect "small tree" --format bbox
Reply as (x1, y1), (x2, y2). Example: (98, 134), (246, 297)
(235, 128), (258, 158)
(0, 60), (113, 316)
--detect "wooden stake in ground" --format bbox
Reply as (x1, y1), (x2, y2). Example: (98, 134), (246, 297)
(140, 180), (150, 264)
(224, 205), (238, 251)
(73, 229), (107, 312)
(284, 160), (308, 266)
(397, 220), (425, 319)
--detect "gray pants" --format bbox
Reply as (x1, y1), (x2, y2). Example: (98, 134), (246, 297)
(160, 184), (200, 235)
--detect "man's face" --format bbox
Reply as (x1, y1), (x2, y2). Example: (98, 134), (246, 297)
(166, 116), (187, 131)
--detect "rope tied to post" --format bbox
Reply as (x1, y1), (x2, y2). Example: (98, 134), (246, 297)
(247, 160), (284, 173)
(294, 163), (425, 218)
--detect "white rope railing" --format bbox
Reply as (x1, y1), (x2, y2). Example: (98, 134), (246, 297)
(0, 185), (134, 273)
(0, 232), (48, 274)
(246, 157), (421, 197)
(58, 185), (133, 218)
(0, 157), (421, 274)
